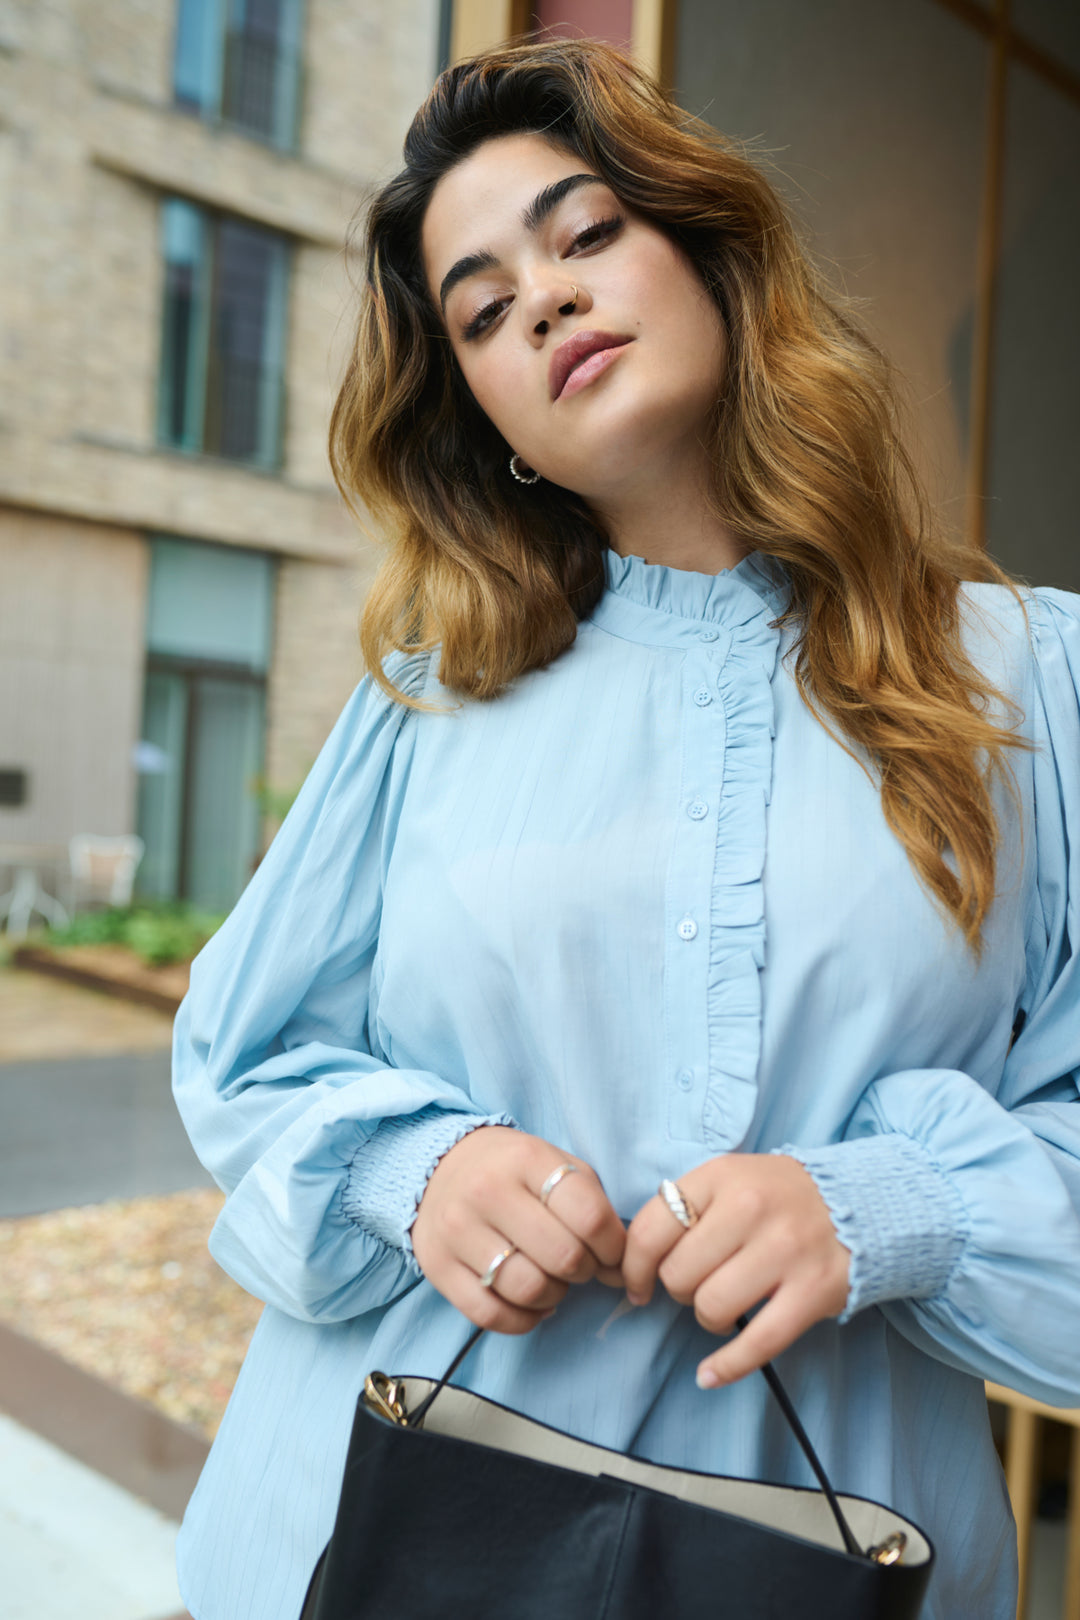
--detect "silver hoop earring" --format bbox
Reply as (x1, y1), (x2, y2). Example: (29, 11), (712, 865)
(509, 453), (540, 485)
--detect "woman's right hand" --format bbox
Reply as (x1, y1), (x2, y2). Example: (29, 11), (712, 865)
(410, 1125), (627, 1334)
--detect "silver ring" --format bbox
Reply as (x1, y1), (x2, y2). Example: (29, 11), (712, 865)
(539, 1163), (579, 1206)
(659, 1178), (699, 1230)
(479, 1245), (517, 1290)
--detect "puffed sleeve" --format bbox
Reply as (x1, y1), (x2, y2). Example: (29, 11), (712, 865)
(171, 651), (516, 1323)
(781, 588), (1080, 1407)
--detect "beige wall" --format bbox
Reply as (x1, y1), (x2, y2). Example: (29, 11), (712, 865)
(303, 0), (441, 182)
(264, 549), (377, 814)
(673, 0), (985, 548)
(0, 506), (380, 855)
(0, 511), (148, 847)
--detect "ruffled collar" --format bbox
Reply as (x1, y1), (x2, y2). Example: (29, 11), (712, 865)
(601, 548), (791, 624)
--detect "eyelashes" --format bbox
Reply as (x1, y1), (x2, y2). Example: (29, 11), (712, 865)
(460, 300), (507, 343)
(569, 213), (625, 254)
(460, 213), (626, 342)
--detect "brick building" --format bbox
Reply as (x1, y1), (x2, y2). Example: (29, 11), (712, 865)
(0, 0), (439, 909)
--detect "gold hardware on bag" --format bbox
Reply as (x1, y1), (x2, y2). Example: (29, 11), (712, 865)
(363, 1372), (410, 1426)
(868, 1531), (907, 1566)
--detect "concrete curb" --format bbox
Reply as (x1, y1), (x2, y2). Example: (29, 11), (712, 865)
(0, 1321), (209, 1522)
(12, 946), (186, 1016)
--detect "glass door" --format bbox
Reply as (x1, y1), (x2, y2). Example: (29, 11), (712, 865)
(136, 536), (275, 911)
(184, 675), (265, 909)
(136, 669), (189, 901)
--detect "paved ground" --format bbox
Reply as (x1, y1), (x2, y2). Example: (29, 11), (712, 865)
(1, 1412), (185, 1620)
(0, 966), (198, 1617)
(0, 965), (175, 1063)
(0, 1048), (214, 1217)
(0, 958), (211, 1218)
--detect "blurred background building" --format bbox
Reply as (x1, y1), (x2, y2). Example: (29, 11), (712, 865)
(0, 0), (439, 913)
(0, 0), (1076, 918)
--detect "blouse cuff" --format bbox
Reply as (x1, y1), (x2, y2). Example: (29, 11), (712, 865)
(342, 1106), (519, 1268)
(774, 1134), (969, 1322)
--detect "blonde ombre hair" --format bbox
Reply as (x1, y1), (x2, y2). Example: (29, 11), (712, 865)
(330, 38), (1027, 952)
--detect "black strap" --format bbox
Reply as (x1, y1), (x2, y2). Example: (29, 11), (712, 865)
(406, 1314), (865, 1559)
(406, 1323), (486, 1428)
(738, 1316), (863, 1556)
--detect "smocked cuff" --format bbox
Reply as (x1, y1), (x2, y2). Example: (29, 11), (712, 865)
(774, 1134), (969, 1322)
(342, 1106), (519, 1267)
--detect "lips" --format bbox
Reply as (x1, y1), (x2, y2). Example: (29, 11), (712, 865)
(549, 329), (634, 401)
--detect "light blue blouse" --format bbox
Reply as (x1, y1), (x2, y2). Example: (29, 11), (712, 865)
(173, 549), (1080, 1620)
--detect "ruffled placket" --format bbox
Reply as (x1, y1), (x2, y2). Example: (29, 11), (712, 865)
(590, 549), (788, 1152)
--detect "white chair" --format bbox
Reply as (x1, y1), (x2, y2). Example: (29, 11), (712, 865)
(0, 862), (69, 936)
(68, 834), (146, 911)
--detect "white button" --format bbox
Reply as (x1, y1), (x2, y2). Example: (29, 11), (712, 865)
(699, 627), (719, 642)
(676, 1069), (694, 1092)
(687, 799), (708, 820)
(693, 686), (713, 707)
(677, 917), (698, 941)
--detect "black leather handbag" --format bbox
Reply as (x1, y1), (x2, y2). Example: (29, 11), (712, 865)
(301, 1320), (933, 1619)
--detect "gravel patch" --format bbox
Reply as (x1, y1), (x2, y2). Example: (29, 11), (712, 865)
(0, 1189), (261, 1439)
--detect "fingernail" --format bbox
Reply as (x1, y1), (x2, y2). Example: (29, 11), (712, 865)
(540, 1308), (558, 1320)
(626, 1291), (647, 1307)
(696, 1365), (721, 1390)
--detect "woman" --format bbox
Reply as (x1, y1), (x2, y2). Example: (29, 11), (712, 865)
(173, 38), (1080, 1620)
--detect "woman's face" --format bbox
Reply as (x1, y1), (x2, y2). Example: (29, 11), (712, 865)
(420, 132), (728, 504)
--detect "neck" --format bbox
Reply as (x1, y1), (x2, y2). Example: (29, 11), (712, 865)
(591, 458), (750, 575)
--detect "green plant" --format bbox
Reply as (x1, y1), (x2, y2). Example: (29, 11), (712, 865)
(45, 908), (131, 947)
(44, 903), (225, 966)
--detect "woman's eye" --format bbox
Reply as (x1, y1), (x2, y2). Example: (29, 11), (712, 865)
(461, 298), (507, 341)
(569, 214), (625, 253)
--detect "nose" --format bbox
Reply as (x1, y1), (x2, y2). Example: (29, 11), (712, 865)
(522, 272), (588, 341)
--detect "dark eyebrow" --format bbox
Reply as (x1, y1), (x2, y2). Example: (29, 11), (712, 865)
(438, 173), (606, 313)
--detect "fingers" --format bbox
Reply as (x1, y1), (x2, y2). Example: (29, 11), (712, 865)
(454, 1148), (625, 1284)
(535, 1157), (627, 1272)
(619, 1154), (851, 1387)
(444, 1260), (558, 1336)
(448, 1171), (623, 1324)
(410, 1126), (628, 1334)
(500, 1187), (603, 1285)
(461, 1219), (569, 1313)
(620, 1198), (679, 1305)
(426, 1217), (569, 1335)
(621, 1167), (719, 1305)
(695, 1286), (819, 1388)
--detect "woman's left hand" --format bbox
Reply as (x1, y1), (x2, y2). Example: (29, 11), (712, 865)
(621, 1154), (851, 1389)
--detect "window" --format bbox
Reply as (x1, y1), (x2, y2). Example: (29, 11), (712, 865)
(158, 197), (290, 469)
(173, 0), (304, 149)
(136, 537), (276, 912)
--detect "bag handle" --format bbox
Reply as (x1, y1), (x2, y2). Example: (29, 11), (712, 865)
(406, 1313), (865, 1560)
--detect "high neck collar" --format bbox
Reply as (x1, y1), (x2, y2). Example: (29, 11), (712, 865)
(601, 548), (791, 624)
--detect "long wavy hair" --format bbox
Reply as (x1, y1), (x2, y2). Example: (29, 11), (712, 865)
(330, 37), (1027, 952)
